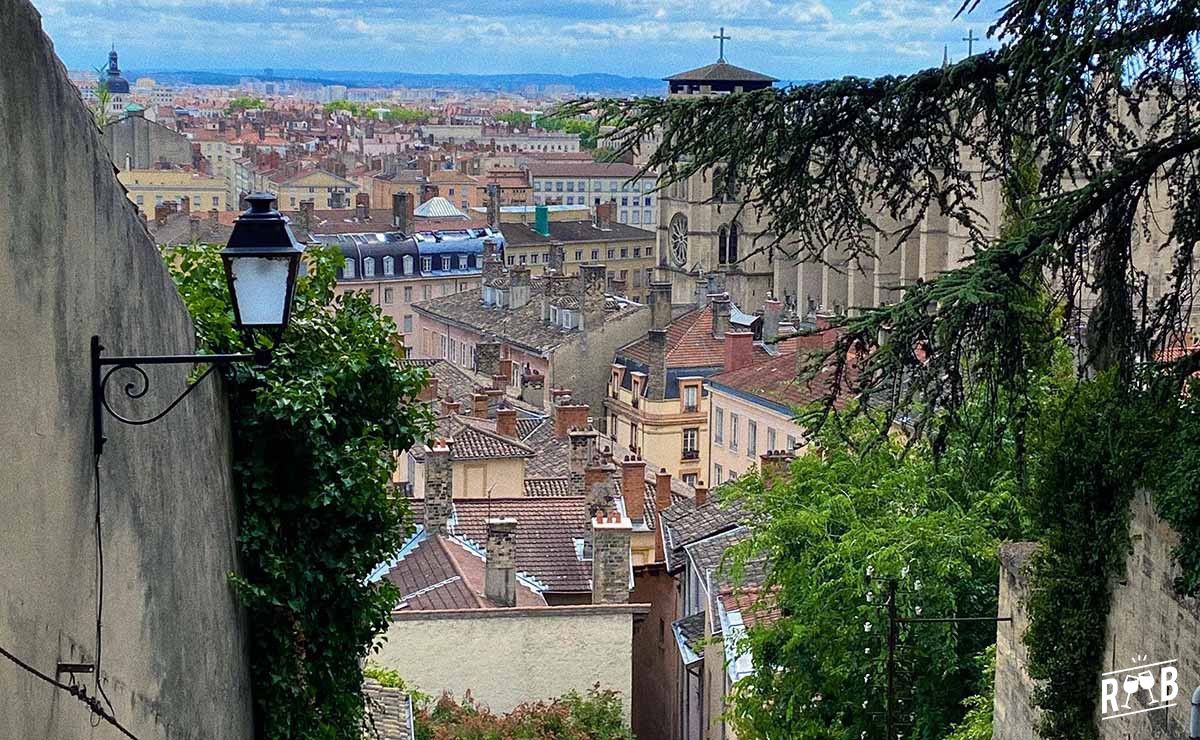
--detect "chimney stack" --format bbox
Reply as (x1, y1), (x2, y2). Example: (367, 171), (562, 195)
(655, 468), (672, 562)
(762, 294), (783, 344)
(476, 339), (501, 376)
(208, 208), (219, 228)
(649, 281), (673, 331)
(485, 518), (518, 607)
(591, 511), (632, 604)
(509, 266), (531, 309)
(554, 401), (590, 439)
(423, 440), (454, 534)
(418, 376), (440, 403)
(723, 330), (755, 373)
(548, 243), (565, 273)
(694, 481), (708, 507)
(568, 427), (599, 496)
(188, 217), (201, 243)
(711, 293), (732, 338)
(621, 456), (647, 523)
(471, 393), (488, 419)
(440, 397), (461, 416)
(496, 407), (518, 438)
(355, 192), (370, 220)
(299, 200), (314, 232)
(584, 462), (617, 515)
(645, 330), (667, 400)
(759, 449), (795, 486)
(594, 201), (615, 229)
(179, 196), (191, 215)
(580, 264), (607, 330)
(392, 192), (414, 234)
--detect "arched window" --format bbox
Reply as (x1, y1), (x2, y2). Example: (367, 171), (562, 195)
(728, 222), (740, 264)
(402, 255), (414, 275)
(343, 258), (356, 279)
(383, 256), (395, 276)
(363, 257), (376, 277)
(718, 226), (729, 264)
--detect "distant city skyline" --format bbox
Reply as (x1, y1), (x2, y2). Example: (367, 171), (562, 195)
(42, 0), (1003, 84)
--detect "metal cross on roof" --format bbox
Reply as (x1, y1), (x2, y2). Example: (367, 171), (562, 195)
(962, 28), (978, 56)
(714, 27), (731, 62)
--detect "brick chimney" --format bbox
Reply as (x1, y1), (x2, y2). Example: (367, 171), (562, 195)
(471, 393), (488, 419)
(694, 480), (708, 507)
(584, 462), (616, 515)
(485, 517), (518, 607)
(762, 294), (783, 344)
(188, 217), (201, 243)
(496, 407), (518, 438)
(645, 330), (667, 400)
(355, 192), (370, 220)
(417, 376), (440, 403)
(491, 373), (508, 391)
(591, 511), (632, 604)
(594, 201), (615, 229)
(392, 191), (414, 234)
(759, 449), (795, 486)
(207, 208), (219, 228)
(568, 427), (599, 496)
(554, 402), (590, 439)
(179, 195), (191, 215)
(484, 388), (504, 418)
(440, 397), (461, 416)
(423, 440), (454, 534)
(649, 281), (673, 331)
(655, 468), (672, 562)
(621, 456), (647, 523)
(724, 330), (755, 373)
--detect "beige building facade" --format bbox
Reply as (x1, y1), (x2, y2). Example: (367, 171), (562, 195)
(117, 168), (228, 218)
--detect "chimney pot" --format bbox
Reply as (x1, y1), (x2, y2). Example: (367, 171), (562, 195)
(496, 407), (518, 438)
(484, 518), (518, 608)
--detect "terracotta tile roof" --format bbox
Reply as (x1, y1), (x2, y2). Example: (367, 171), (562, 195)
(442, 497), (593, 593)
(620, 307), (770, 370)
(524, 478), (571, 497)
(719, 585), (782, 630)
(363, 680), (414, 740)
(706, 350), (845, 411)
(447, 417), (534, 460)
(380, 531), (545, 611)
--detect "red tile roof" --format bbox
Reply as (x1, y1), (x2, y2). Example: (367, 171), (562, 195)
(621, 308), (770, 369)
(382, 532), (545, 610)
(707, 350), (844, 411)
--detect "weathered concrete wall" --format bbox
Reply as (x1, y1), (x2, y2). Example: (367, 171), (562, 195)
(993, 492), (1200, 739)
(630, 565), (682, 740)
(104, 114), (193, 171)
(376, 605), (638, 717)
(549, 307), (651, 430)
(0, 1), (254, 737)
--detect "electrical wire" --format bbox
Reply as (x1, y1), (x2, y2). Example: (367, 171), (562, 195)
(0, 643), (141, 740)
(94, 453), (116, 716)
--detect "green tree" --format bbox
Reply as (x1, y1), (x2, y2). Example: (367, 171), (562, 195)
(721, 408), (1030, 739)
(226, 96), (266, 114)
(586, 3), (1200, 736)
(168, 243), (433, 738)
(93, 81), (112, 128)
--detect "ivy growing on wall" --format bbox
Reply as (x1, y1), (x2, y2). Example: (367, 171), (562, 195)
(169, 243), (433, 738)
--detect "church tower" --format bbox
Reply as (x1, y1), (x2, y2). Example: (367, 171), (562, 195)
(101, 47), (131, 120)
(655, 30), (791, 314)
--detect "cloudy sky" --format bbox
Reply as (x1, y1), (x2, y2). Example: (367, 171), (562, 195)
(40, 0), (1003, 80)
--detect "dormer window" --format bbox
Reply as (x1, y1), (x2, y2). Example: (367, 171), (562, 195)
(363, 257), (375, 278)
(422, 256), (432, 272)
(403, 255), (414, 275)
(550, 306), (559, 325)
(343, 258), (356, 279)
(383, 256), (394, 276)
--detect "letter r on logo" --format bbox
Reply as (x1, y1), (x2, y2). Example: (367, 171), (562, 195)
(1101, 677), (1120, 714)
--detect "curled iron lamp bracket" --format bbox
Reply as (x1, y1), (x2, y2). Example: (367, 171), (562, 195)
(91, 335), (257, 455)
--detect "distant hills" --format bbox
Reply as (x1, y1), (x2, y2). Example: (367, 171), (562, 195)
(133, 68), (669, 95)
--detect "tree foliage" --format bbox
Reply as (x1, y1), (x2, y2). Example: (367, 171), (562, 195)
(168, 243), (433, 738)
(413, 686), (633, 740)
(226, 96), (267, 114)
(721, 406), (1034, 739)
(583, 4), (1200, 736)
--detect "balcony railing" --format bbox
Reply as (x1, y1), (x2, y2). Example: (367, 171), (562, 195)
(681, 449), (700, 461)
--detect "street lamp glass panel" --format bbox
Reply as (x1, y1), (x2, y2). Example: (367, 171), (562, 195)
(230, 256), (291, 326)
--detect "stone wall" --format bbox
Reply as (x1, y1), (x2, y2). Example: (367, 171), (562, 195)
(104, 113), (193, 170)
(376, 605), (643, 717)
(630, 564), (683, 740)
(993, 491), (1200, 739)
(549, 305), (651, 430)
(0, 1), (253, 737)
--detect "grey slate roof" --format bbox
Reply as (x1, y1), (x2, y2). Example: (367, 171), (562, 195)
(413, 284), (645, 354)
(664, 61), (778, 83)
(500, 219), (655, 248)
(660, 496), (746, 573)
(672, 612), (706, 666)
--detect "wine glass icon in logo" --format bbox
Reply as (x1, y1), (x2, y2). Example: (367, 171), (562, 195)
(1138, 669), (1157, 705)
(1121, 673), (1141, 709)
